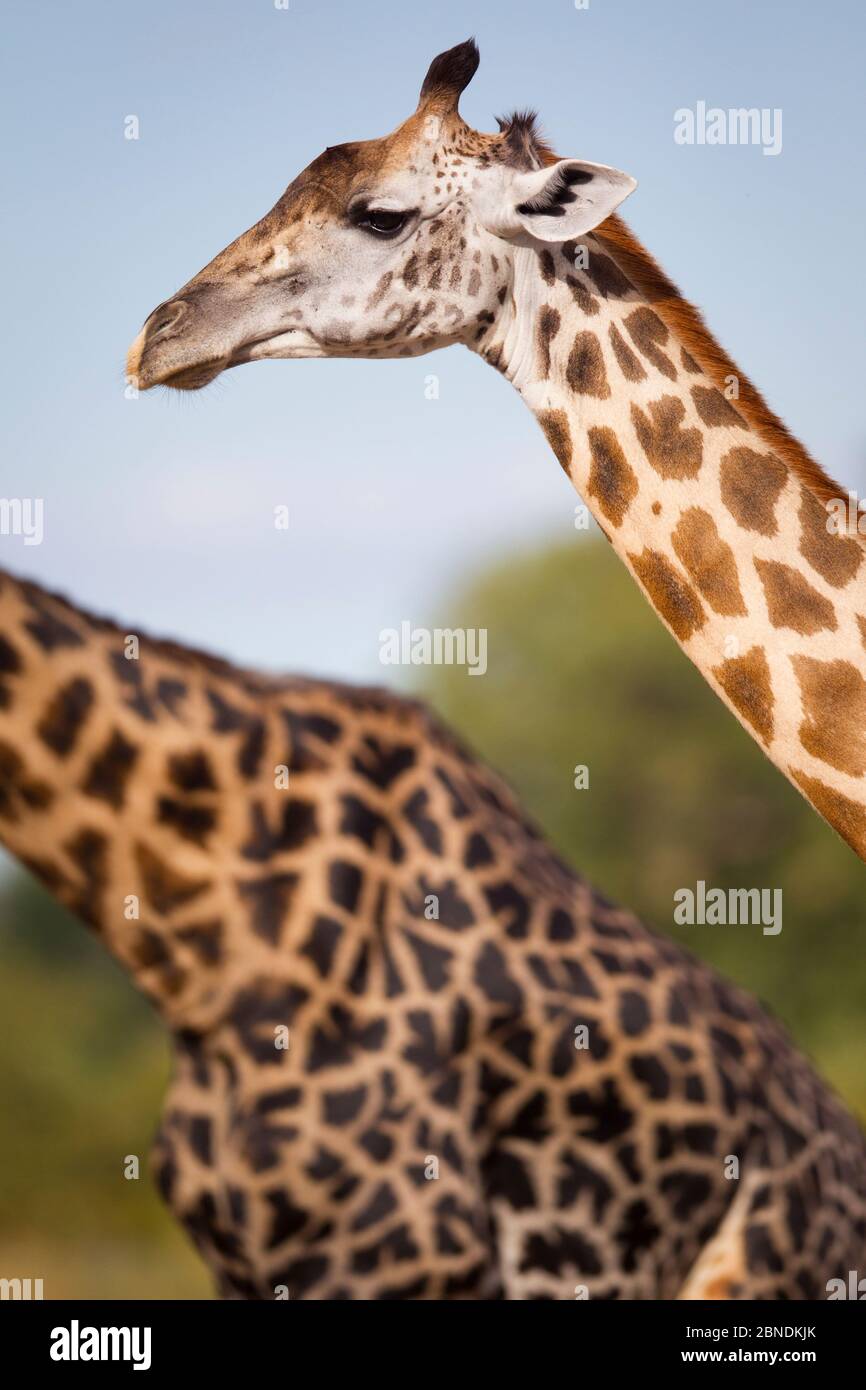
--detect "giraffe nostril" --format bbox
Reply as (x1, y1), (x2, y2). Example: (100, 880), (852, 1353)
(148, 300), (186, 340)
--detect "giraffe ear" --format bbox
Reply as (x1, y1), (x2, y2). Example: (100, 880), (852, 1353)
(483, 159), (637, 242)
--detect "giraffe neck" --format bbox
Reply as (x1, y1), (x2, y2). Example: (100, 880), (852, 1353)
(0, 568), (285, 1029)
(476, 221), (866, 861)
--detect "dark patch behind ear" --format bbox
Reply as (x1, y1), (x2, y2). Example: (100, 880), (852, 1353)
(497, 110), (559, 170)
(516, 163), (593, 217)
(419, 38), (480, 110)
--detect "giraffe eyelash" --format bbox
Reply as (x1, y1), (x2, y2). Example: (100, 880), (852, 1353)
(348, 203), (418, 238)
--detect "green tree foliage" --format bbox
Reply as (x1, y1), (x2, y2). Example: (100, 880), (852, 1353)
(0, 873), (210, 1298)
(422, 538), (866, 1122)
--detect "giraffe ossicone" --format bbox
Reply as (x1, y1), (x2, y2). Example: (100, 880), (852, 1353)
(128, 38), (866, 862)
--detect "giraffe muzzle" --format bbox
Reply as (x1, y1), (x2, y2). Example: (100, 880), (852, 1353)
(127, 290), (237, 391)
(128, 285), (316, 390)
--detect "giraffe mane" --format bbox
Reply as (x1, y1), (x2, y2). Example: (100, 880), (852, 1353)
(512, 136), (850, 526)
(593, 212), (857, 531)
(495, 111), (558, 171)
(0, 568), (431, 709)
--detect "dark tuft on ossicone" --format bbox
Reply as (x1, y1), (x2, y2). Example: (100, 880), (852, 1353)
(419, 38), (481, 108)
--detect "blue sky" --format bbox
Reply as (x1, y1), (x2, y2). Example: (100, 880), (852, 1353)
(2, 0), (864, 679)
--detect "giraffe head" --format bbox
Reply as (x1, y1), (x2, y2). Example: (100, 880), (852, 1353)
(128, 39), (636, 390)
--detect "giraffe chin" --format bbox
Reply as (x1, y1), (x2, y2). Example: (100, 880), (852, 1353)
(153, 358), (230, 391)
(145, 332), (321, 388)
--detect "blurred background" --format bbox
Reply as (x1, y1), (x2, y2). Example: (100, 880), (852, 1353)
(1, 0), (863, 1297)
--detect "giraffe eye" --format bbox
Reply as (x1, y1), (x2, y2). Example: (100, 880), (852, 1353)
(353, 208), (411, 238)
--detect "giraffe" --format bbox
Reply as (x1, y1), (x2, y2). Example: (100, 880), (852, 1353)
(128, 38), (866, 865)
(1, 564), (865, 1297)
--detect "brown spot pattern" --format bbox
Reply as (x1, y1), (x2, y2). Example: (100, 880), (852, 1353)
(402, 255), (420, 289)
(755, 560), (837, 635)
(681, 349), (701, 373)
(712, 646), (774, 746)
(719, 447), (787, 535)
(623, 308), (677, 381)
(136, 842), (210, 914)
(798, 487), (863, 589)
(631, 396), (703, 480)
(37, 677), (94, 756)
(672, 508), (746, 616)
(792, 655), (866, 776)
(791, 771), (866, 859)
(691, 386), (748, 430)
(365, 273), (393, 311)
(537, 409), (572, 473)
(565, 275), (600, 317)
(587, 427), (639, 528)
(83, 729), (140, 809)
(608, 323), (646, 382)
(587, 253), (633, 299)
(566, 331), (610, 398)
(536, 305), (561, 378)
(629, 548), (706, 641)
(538, 250), (556, 286)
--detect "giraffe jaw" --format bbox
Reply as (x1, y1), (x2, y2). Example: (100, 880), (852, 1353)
(229, 329), (328, 366)
(129, 325), (323, 391)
